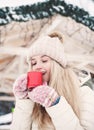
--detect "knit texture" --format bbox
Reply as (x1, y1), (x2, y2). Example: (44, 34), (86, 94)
(27, 36), (67, 68)
(13, 74), (28, 99)
(28, 85), (59, 107)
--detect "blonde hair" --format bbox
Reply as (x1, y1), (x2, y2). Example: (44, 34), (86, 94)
(29, 31), (81, 129)
(50, 61), (81, 117)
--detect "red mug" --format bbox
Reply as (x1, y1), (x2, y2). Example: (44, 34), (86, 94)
(27, 71), (43, 89)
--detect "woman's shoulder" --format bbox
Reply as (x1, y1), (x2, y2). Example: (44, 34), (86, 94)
(79, 86), (94, 130)
(80, 85), (94, 103)
(80, 85), (94, 96)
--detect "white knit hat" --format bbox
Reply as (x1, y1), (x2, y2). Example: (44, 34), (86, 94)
(27, 35), (67, 68)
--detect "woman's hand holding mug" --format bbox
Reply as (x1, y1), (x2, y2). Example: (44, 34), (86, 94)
(28, 85), (59, 107)
(13, 71), (60, 107)
(13, 71), (43, 99)
(13, 74), (28, 99)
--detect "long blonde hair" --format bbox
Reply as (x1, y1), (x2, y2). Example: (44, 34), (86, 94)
(30, 31), (81, 130)
(50, 61), (81, 117)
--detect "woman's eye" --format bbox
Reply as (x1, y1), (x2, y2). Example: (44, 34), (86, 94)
(32, 63), (36, 66)
(31, 61), (36, 66)
(42, 60), (47, 63)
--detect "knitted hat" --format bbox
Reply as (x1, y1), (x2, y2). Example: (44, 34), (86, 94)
(27, 32), (67, 68)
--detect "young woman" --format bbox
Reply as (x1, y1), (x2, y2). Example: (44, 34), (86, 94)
(11, 31), (94, 130)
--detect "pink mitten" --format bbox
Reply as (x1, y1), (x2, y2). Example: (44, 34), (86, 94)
(13, 74), (28, 99)
(28, 85), (59, 107)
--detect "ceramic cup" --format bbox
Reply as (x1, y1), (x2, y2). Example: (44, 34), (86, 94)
(27, 71), (43, 89)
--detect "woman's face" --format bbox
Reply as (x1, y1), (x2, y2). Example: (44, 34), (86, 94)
(31, 55), (51, 83)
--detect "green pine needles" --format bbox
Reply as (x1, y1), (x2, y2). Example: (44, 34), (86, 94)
(0, 0), (94, 31)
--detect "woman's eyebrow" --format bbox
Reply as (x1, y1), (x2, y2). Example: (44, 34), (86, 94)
(41, 55), (47, 58)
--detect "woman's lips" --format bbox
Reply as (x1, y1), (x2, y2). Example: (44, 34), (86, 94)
(41, 69), (46, 75)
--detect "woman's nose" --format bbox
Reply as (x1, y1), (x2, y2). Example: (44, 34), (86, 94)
(34, 62), (43, 71)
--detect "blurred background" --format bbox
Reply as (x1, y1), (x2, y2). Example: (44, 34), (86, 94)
(0, 0), (94, 130)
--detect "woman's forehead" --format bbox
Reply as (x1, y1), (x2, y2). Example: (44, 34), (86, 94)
(31, 55), (50, 60)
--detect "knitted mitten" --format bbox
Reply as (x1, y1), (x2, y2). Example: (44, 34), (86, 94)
(28, 85), (60, 107)
(13, 74), (28, 99)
